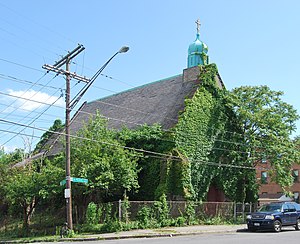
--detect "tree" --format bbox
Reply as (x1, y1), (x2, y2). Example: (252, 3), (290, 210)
(0, 148), (25, 205)
(230, 85), (300, 190)
(3, 159), (63, 230)
(70, 112), (140, 204)
(34, 119), (64, 152)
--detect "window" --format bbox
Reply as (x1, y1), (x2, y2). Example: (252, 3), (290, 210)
(288, 204), (296, 212)
(292, 170), (299, 183)
(283, 204), (289, 212)
(261, 171), (268, 184)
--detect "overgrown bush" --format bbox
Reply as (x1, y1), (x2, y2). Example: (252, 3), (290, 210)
(153, 194), (169, 227)
(174, 216), (186, 227)
(85, 202), (98, 225)
(121, 196), (131, 223)
(103, 203), (112, 223)
(136, 206), (152, 228)
(185, 201), (196, 225)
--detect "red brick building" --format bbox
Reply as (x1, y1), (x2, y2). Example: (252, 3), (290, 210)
(256, 160), (300, 204)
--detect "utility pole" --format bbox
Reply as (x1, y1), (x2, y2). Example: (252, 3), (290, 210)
(42, 44), (129, 230)
(43, 44), (89, 230)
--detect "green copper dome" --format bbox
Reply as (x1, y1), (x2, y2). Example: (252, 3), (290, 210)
(187, 20), (209, 68)
(188, 33), (208, 54)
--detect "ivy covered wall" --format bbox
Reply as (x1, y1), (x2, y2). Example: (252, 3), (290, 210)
(122, 64), (257, 202)
(174, 64), (257, 202)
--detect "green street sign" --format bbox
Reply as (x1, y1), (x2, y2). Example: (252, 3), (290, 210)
(72, 177), (88, 184)
(60, 179), (66, 186)
(60, 177), (88, 186)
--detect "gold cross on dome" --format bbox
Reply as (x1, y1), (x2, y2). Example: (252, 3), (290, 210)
(195, 19), (201, 34)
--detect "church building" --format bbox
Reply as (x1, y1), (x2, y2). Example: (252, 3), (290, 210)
(45, 20), (256, 202)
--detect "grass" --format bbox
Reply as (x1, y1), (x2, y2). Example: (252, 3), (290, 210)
(0, 211), (245, 242)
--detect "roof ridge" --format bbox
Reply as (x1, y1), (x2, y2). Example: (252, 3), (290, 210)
(87, 74), (182, 104)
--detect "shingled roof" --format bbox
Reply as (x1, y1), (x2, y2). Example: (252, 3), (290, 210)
(72, 75), (193, 131)
(44, 65), (224, 156)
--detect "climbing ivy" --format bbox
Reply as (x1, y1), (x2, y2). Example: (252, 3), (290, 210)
(113, 64), (257, 202)
(174, 64), (257, 202)
(119, 124), (174, 200)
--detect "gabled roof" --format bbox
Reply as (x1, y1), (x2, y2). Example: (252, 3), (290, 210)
(45, 65), (223, 156)
(70, 74), (197, 132)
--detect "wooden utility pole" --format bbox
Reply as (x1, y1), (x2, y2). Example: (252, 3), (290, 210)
(43, 45), (89, 230)
(43, 44), (128, 230)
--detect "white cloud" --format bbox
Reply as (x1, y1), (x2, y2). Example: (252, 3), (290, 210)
(6, 89), (64, 112)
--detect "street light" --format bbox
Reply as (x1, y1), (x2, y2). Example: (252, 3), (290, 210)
(119, 46), (129, 53)
(42, 45), (129, 231)
(69, 46), (129, 110)
(66, 46), (129, 229)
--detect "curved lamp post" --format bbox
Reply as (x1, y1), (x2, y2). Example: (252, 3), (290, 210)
(70, 46), (129, 110)
(66, 46), (129, 230)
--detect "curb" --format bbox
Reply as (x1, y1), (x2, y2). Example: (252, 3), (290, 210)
(0, 227), (247, 243)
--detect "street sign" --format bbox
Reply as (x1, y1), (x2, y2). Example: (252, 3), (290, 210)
(72, 177), (88, 184)
(60, 177), (88, 186)
(60, 179), (66, 186)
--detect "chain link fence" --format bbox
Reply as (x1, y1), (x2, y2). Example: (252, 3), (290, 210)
(99, 201), (257, 223)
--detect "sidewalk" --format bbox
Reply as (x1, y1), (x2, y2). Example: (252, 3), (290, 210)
(1, 224), (247, 243)
(59, 224), (247, 242)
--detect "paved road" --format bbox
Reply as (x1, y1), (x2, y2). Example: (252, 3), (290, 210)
(49, 228), (300, 244)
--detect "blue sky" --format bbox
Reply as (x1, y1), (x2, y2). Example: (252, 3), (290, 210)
(0, 0), (299, 152)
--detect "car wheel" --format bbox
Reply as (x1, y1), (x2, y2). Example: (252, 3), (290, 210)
(273, 220), (282, 232)
(295, 219), (300, 230)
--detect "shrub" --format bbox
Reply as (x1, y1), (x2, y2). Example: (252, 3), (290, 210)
(121, 196), (131, 223)
(175, 216), (186, 227)
(85, 202), (98, 225)
(185, 201), (196, 225)
(101, 219), (122, 233)
(153, 194), (169, 227)
(136, 206), (151, 228)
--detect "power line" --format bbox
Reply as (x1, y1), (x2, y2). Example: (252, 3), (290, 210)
(0, 99), (258, 157)
(0, 73), (60, 125)
(0, 113), (59, 124)
(0, 57), (264, 145)
(0, 118), (261, 171)
(0, 129), (41, 139)
(0, 29), (55, 61)
(0, 91), (63, 109)
(1, 94), (63, 146)
(0, 71), (50, 122)
(0, 89), (268, 154)
(0, 2), (76, 50)
(0, 57), (44, 73)
(0, 73), (61, 92)
(0, 76), (64, 142)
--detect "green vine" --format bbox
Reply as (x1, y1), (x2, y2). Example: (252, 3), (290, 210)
(119, 64), (257, 202)
(174, 64), (257, 201)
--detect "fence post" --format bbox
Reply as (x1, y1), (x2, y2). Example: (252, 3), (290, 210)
(233, 202), (237, 221)
(118, 199), (122, 222)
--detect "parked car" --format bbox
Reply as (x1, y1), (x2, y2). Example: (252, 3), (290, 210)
(246, 202), (300, 232)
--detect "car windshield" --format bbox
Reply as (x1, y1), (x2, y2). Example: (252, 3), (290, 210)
(258, 204), (281, 212)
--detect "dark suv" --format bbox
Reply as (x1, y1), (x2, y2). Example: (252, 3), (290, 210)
(246, 202), (300, 232)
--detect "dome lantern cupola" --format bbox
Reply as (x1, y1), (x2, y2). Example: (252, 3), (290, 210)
(187, 19), (209, 68)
